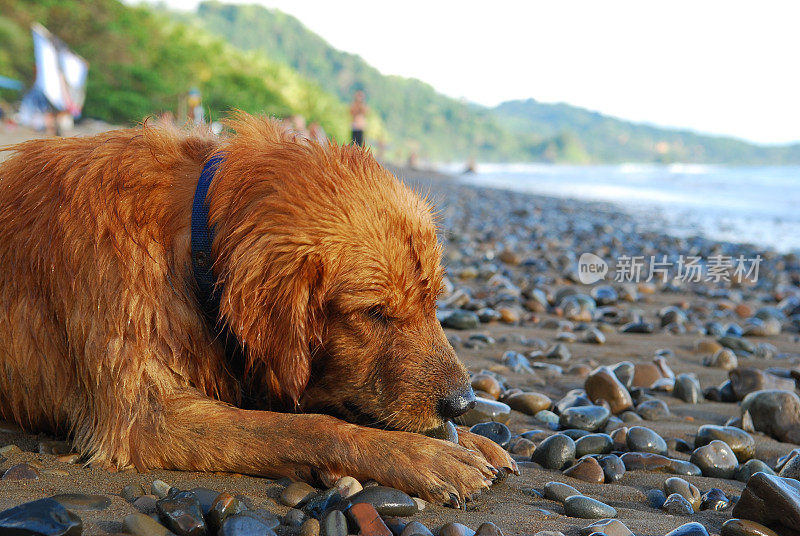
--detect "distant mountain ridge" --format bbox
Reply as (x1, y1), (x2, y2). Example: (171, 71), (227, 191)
(493, 98), (800, 165)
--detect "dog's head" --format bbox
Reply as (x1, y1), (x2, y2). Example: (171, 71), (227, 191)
(208, 115), (474, 432)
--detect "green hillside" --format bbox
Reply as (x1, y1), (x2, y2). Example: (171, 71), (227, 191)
(0, 0), (349, 141)
(494, 99), (800, 165)
(187, 1), (800, 165)
(176, 1), (556, 163)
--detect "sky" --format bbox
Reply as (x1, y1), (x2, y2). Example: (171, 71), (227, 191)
(157, 0), (800, 145)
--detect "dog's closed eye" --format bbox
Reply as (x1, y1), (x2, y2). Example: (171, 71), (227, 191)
(365, 305), (393, 325)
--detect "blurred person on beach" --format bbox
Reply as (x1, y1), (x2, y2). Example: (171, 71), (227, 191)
(188, 88), (204, 125)
(349, 90), (368, 146)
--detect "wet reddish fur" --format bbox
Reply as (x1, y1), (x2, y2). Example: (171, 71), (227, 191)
(0, 114), (515, 502)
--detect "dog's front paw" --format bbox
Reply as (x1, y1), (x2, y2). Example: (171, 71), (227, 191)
(365, 432), (496, 506)
(457, 429), (519, 477)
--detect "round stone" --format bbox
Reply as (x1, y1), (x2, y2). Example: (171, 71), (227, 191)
(674, 374), (703, 404)
(598, 454), (625, 482)
(206, 493), (244, 534)
(563, 495), (617, 518)
(156, 491), (207, 536)
(620, 452), (701, 476)
(690, 440), (739, 479)
(334, 476), (362, 498)
(695, 425), (755, 462)
(555, 390), (594, 414)
(475, 522), (502, 536)
(51, 493), (111, 511)
(562, 429), (590, 440)
(280, 482), (317, 507)
(730, 368), (796, 401)
(631, 363), (663, 388)
(535, 410), (560, 425)
(424, 421), (459, 443)
(579, 519), (633, 535)
(469, 422), (511, 447)
(401, 521), (433, 536)
(442, 310), (480, 330)
(508, 437), (536, 457)
(636, 399), (670, 420)
(546, 343), (571, 361)
(121, 485), (146, 503)
(455, 397), (511, 426)
(663, 478), (701, 510)
(0, 498), (83, 536)
(124, 513), (172, 536)
(2, 463), (39, 480)
(299, 518), (321, 536)
(471, 374), (502, 400)
(732, 472), (800, 532)
(662, 493), (694, 515)
(736, 459), (776, 482)
(612, 362), (635, 389)
(664, 522), (710, 536)
(563, 456), (604, 484)
(741, 390), (800, 444)
(626, 426), (668, 455)
(531, 434), (575, 470)
(610, 427), (627, 450)
(591, 285), (618, 305)
(582, 328), (606, 344)
(620, 321), (654, 334)
(543, 481), (581, 503)
(318, 510), (347, 536)
(584, 366), (633, 414)
(704, 348), (738, 370)
(700, 488), (730, 511)
(132, 495), (157, 514)
(721, 519), (780, 536)
(505, 392), (552, 415)
(574, 433), (613, 457)
(349, 486), (417, 516)
(667, 438), (693, 453)
(283, 509), (307, 528)
(151, 480), (172, 499)
(440, 522), (477, 536)
(647, 489), (667, 508)
(559, 405), (610, 432)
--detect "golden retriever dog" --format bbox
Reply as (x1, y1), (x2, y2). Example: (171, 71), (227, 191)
(0, 113), (516, 505)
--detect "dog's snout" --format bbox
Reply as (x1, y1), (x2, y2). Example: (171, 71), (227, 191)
(437, 385), (477, 420)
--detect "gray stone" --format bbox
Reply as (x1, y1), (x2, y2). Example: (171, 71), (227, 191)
(542, 481), (581, 503)
(531, 434), (575, 470)
(0, 498), (82, 536)
(349, 486), (417, 516)
(563, 496), (617, 518)
(662, 493), (694, 515)
(626, 426), (667, 455)
(690, 440), (738, 479)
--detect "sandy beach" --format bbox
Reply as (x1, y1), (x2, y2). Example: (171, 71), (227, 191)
(0, 128), (799, 536)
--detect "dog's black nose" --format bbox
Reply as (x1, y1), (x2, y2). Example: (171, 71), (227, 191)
(438, 386), (477, 420)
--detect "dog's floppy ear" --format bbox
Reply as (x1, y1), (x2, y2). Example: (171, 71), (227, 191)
(220, 252), (325, 404)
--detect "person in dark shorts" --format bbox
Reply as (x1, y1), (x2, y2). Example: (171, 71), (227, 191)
(349, 90), (368, 146)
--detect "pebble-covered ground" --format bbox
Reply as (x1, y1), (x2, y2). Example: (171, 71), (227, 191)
(1, 153), (799, 536)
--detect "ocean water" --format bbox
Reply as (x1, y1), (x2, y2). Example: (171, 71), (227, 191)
(447, 163), (800, 253)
